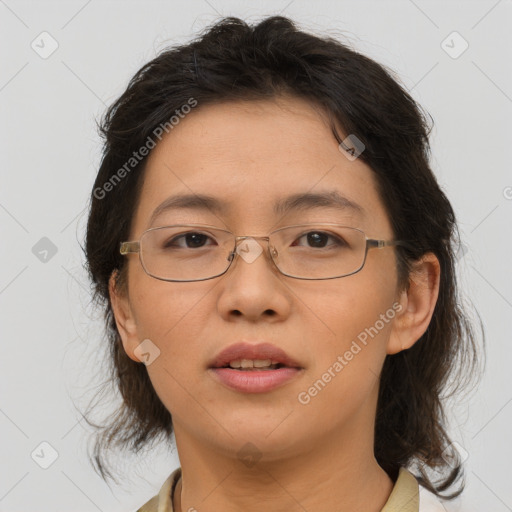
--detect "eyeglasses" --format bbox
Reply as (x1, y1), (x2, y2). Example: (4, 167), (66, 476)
(119, 223), (411, 282)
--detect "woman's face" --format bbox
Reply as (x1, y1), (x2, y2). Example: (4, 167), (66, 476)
(114, 96), (405, 462)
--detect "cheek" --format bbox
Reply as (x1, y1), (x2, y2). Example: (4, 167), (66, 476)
(310, 286), (394, 371)
(292, 296), (395, 433)
(302, 266), (398, 397)
(302, 251), (398, 343)
(130, 277), (216, 380)
(130, 269), (216, 337)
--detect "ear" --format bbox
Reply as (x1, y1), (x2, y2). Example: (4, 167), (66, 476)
(108, 270), (141, 363)
(387, 252), (441, 355)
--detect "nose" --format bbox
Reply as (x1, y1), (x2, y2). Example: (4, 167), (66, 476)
(216, 237), (292, 322)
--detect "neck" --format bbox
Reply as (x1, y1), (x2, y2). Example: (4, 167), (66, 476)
(171, 422), (394, 512)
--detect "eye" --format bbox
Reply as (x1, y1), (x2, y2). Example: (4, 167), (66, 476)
(163, 232), (217, 249)
(291, 231), (348, 249)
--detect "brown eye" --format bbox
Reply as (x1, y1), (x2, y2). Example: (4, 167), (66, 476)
(164, 232), (215, 249)
(292, 231), (348, 249)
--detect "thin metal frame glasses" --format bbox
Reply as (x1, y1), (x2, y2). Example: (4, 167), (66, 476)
(119, 223), (411, 282)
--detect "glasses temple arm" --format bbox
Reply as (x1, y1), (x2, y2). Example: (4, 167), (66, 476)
(367, 239), (414, 250)
(120, 241), (140, 255)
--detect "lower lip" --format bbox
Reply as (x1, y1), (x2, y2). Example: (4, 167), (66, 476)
(208, 367), (302, 393)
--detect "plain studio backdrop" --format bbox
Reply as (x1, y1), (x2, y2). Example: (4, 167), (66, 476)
(0, 1), (510, 511)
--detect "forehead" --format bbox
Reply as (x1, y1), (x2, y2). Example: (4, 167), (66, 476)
(132, 97), (391, 235)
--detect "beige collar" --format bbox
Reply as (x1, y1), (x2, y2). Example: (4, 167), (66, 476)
(137, 466), (419, 512)
(381, 467), (419, 511)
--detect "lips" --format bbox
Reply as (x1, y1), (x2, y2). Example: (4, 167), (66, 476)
(208, 342), (302, 369)
(208, 342), (304, 393)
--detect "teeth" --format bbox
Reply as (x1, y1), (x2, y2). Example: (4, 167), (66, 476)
(228, 359), (280, 369)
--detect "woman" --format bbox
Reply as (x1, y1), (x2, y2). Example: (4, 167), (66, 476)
(84, 15), (480, 512)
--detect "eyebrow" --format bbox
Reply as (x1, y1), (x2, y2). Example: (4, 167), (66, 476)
(149, 190), (365, 226)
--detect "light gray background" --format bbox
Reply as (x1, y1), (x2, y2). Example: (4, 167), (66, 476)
(1, 1), (510, 511)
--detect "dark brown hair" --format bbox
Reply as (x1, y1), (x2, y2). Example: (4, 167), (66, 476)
(83, 15), (482, 498)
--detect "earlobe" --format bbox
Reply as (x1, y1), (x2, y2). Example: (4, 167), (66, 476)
(386, 253), (441, 355)
(108, 270), (141, 363)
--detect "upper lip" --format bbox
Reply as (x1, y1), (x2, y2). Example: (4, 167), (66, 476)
(209, 342), (303, 369)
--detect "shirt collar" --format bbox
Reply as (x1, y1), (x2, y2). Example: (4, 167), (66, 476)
(381, 467), (419, 511)
(137, 465), (419, 512)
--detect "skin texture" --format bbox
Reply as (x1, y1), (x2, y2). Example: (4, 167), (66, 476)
(109, 96), (440, 512)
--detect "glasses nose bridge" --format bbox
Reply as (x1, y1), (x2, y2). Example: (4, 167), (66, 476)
(234, 234), (270, 243)
(230, 234), (278, 262)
